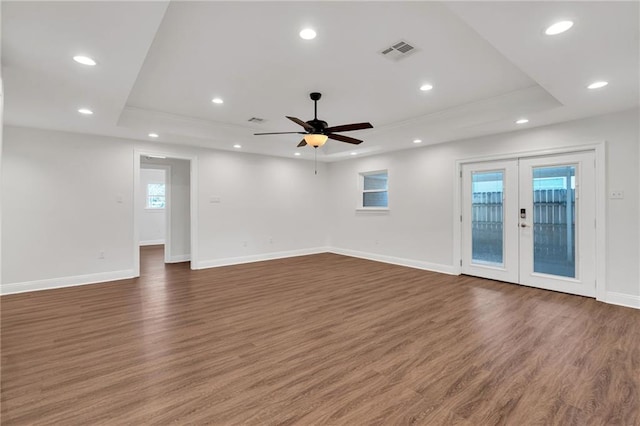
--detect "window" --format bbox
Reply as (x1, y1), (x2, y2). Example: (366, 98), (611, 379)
(359, 170), (388, 209)
(146, 183), (166, 209)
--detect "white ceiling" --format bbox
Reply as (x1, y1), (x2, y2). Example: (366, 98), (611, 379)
(2, 1), (638, 161)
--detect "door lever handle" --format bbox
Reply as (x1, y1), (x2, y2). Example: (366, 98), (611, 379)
(520, 223), (529, 228)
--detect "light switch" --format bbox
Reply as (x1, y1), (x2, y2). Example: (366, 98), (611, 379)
(209, 196), (221, 203)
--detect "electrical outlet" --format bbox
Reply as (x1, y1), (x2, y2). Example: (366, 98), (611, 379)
(269, 237), (273, 244)
(242, 241), (247, 247)
(609, 190), (624, 199)
(98, 251), (105, 259)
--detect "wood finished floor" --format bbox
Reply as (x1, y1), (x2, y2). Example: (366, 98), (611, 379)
(1, 246), (639, 425)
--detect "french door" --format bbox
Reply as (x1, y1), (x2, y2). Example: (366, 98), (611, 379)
(461, 152), (596, 297)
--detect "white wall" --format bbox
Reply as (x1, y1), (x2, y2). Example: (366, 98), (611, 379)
(1, 126), (134, 286)
(2, 108), (638, 307)
(167, 158), (191, 261)
(1, 126), (329, 292)
(327, 108), (640, 306)
(194, 149), (328, 267)
(139, 167), (166, 245)
(0, 76), (4, 284)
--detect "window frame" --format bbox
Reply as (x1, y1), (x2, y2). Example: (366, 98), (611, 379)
(357, 169), (389, 211)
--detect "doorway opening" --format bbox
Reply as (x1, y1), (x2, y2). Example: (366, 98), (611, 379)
(139, 164), (169, 274)
(133, 151), (198, 277)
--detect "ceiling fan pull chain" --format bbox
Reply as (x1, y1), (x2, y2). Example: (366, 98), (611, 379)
(314, 149), (318, 175)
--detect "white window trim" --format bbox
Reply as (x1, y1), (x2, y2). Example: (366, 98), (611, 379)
(356, 207), (390, 212)
(357, 169), (389, 211)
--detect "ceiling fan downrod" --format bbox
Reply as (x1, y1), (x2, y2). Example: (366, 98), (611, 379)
(310, 92), (321, 121)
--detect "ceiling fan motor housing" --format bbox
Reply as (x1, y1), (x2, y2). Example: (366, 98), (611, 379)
(307, 119), (328, 134)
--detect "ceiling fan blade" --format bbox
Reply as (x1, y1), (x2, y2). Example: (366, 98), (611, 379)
(297, 139), (307, 147)
(286, 116), (314, 131)
(328, 133), (363, 145)
(254, 131), (306, 135)
(324, 122), (373, 133)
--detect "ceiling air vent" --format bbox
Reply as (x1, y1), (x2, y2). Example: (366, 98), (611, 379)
(248, 117), (266, 123)
(379, 40), (418, 61)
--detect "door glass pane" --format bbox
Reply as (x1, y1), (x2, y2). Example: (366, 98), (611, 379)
(532, 166), (576, 278)
(472, 171), (504, 266)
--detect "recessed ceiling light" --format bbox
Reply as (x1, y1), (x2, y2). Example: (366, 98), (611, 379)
(148, 133), (159, 138)
(545, 21), (574, 36)
(212, 97), (224, 104)
(515, 119), (529, 124)
(350, 152), (358, 156)
(420, 84), (433, 91)
(78, 108), (93, 115)
(294, 152), (301, 156)
(587, 81), (608, 90)
(299, 28), (317, 40)
(233, 144), (241, 149)
(413, 139), (422, 144)
(73, 55), (96, 66)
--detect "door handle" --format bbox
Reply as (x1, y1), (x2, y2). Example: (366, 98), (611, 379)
(520, 223), (529, 228)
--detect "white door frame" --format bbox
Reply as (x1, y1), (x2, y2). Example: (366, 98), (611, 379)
(164, 164), (173, 264)
(133, 149), (199, 277)
(453, 142), (606, 302)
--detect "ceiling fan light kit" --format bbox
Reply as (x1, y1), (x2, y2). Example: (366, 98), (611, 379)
(304, 134), (328, 147)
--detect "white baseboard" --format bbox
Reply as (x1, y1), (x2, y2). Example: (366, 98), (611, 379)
(6, 252), (633, 310)
(140, 239), (165, 246)
(328, 247), (457, 275)
(195, 247), (329, 269)
(605, 291), (640, 309)
(166, 254), (191, 263)
(1, 269), (135, 296)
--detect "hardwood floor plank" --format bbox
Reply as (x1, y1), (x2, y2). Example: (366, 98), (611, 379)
(2, 246), (639, 424)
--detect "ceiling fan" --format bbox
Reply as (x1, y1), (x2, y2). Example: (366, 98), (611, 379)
(254, 92), (373, 148)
